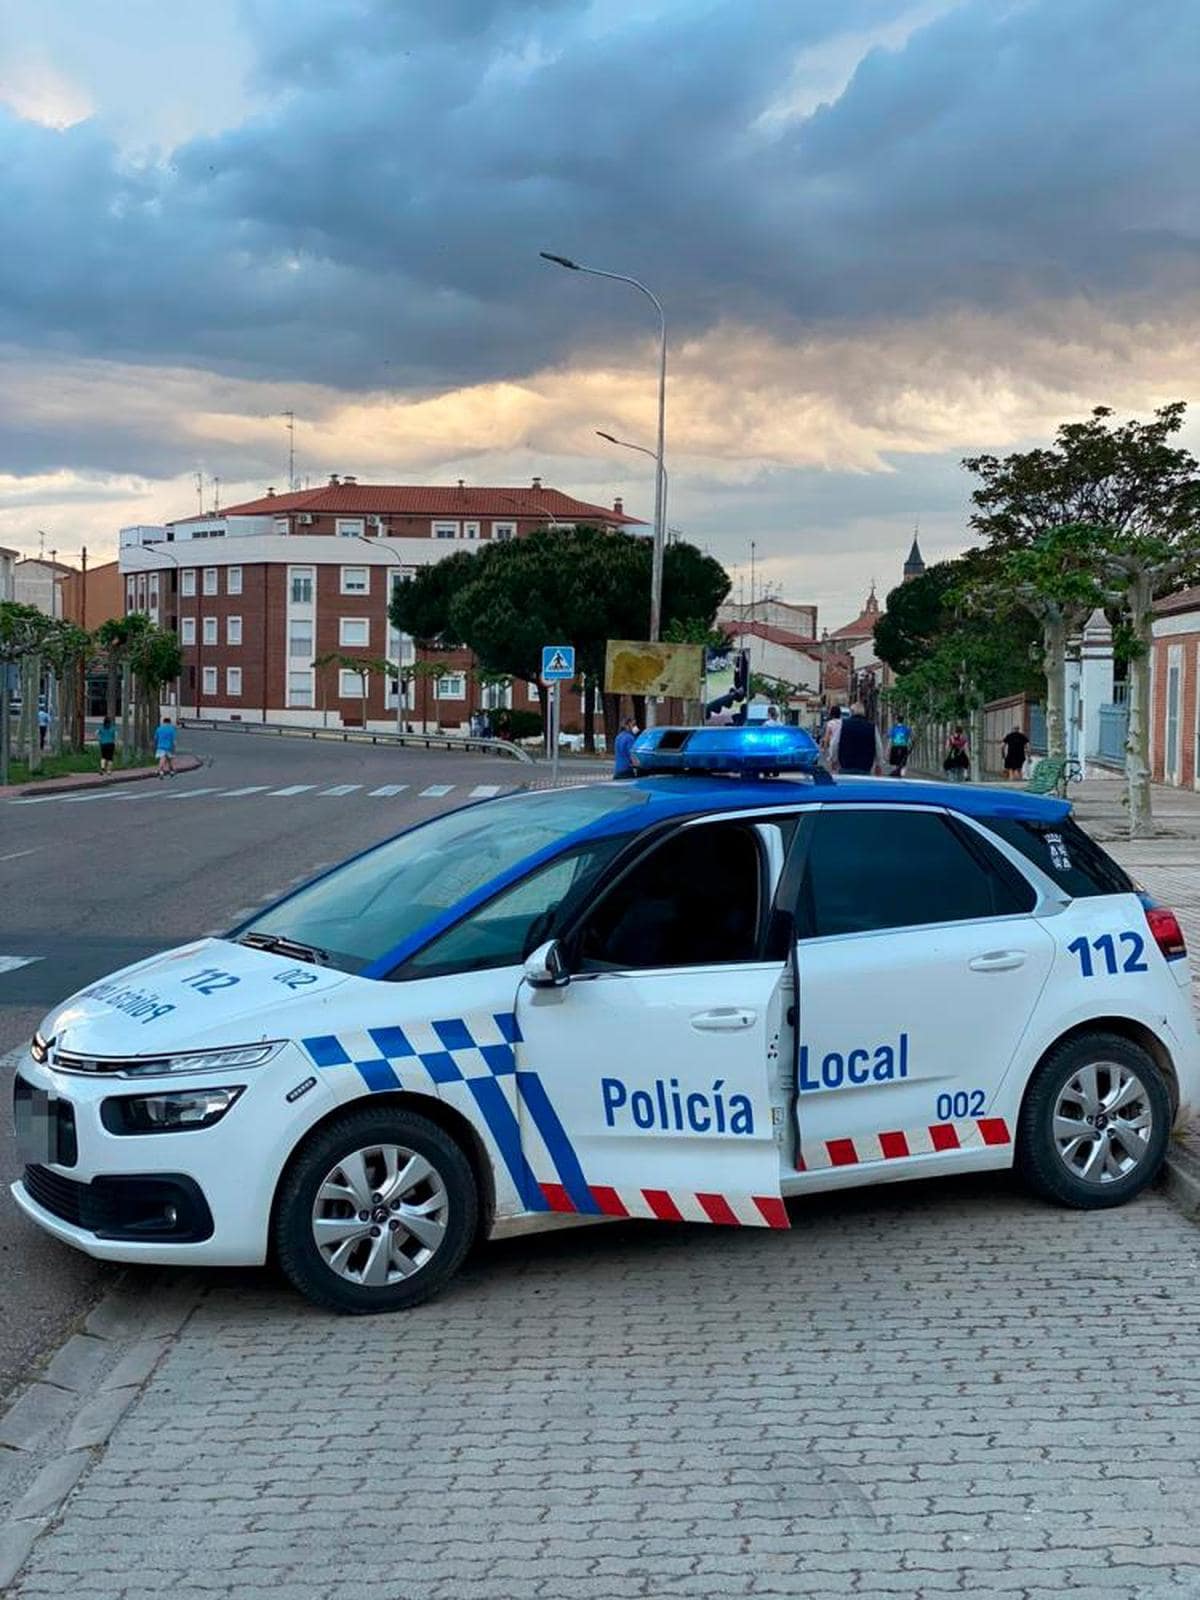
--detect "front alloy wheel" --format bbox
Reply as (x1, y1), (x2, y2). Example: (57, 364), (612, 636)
(276, 1108), (477, 1313)
(1017, 1032), (1171, 1209)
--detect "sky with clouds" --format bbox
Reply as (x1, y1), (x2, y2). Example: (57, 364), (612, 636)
(0, 0), (1197, 624)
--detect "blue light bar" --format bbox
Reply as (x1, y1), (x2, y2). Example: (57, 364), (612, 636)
(633, 724), (829, 780)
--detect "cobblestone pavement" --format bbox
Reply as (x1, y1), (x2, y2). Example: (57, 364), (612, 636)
(10, 1175), (1200, 1600)
(9, 773), (1200, 1599)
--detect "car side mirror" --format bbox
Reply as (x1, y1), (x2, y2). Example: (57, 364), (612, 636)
(524, 939), (569, 989)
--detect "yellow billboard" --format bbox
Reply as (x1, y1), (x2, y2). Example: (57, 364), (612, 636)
(604, 640), (704, 699)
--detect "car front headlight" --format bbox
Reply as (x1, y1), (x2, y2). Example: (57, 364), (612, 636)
(101, 1086), (245, 1134)
(118, 1042), (284, 1078)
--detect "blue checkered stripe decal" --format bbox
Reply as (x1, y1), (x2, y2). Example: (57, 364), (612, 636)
(300, 1013), (598, 1217)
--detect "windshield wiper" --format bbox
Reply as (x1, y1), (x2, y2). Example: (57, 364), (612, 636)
(238, 932), (331, 967)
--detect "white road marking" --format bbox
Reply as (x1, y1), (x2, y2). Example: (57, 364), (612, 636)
(269, 785), (316, 796)
(318, 784), (362, 796)
(469, 785), (502, 799)
(9, 796), (59, 806)
(60, 792), (115, 802)
(160, 787), (220, 800)
(218, 785), (272, 797)
(419, 784), (454, 798)
(0, 955), (42, 975)
(0, 848), (39, 862)
(369, 784), (409, 797)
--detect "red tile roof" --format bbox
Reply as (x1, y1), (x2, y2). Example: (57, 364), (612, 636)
(721, 620), (823, 658)
(1155, 586), (1200, 617)
(216, 483), (644, 525)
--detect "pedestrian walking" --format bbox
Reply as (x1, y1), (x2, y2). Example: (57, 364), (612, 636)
(1001, 726), (1030, 782)
(613, 716), (638, 779)
(943, 726), (970, 782)
(820, 704), (842, 758)
(97, 715), (117, 776)
(887, 717), (913, 776)
(37, 704), (49, 750)
(828, 702), (886, 776)
(154, 715), (177, 778)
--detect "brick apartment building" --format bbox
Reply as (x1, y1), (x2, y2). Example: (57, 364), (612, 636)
(120, 478), (643, 730)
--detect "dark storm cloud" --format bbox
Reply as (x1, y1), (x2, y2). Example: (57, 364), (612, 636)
(0, 0), (1196, 397)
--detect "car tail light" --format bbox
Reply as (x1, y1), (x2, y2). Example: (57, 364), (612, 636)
(1145, 904), (1187, 962)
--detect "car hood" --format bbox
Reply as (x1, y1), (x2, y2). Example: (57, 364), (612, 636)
(40, 938), (354, 1059)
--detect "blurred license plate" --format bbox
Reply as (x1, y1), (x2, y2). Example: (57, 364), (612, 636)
(13, 1078), (76, 1166)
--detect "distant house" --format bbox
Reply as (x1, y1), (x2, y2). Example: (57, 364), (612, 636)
(13, 557), (74, 619)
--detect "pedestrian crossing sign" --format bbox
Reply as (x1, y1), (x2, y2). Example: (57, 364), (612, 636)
(541, 645), (575, 681)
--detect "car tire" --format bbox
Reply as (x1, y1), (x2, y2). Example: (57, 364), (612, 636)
(274, 1106), (477, 1314)
(1016, 1032), (1171, 1210)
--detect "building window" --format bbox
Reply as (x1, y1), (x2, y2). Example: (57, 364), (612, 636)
(339, 617), (369, 648)
(336, 518), (366, 538)
(202, 617), (217, 646)
(273, 518), (290, 537)
(226, 667), (242, 696)
(481, 679), (513, 711)
(492, 522), (516, 542)
(227, 566), (243, 595)
(149, 574), (159, 601)
(435, 673), (466, 700)
(180, 617), (196, 646)
(339, 669), (366, 699)
(462, 521), (480, 540)
(290, 568), (314, 605)
(288, 620), (313, 661)
(433, 521), (459, 540)
(287, 671), (313, 709)
(227, 616), (242, 646)
(202, 568), (218, 596)
(202, 665), (218, 695)
(340, 566), (369, 595)
(181, 569), (196, 597)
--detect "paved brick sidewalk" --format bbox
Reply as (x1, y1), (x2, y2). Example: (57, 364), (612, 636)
(10, 1178), (1200, 1600)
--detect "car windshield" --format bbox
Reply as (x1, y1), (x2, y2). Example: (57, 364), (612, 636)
(237, 785), (649, 975)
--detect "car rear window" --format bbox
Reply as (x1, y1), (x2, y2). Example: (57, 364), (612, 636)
(982, 816), (1133, 899)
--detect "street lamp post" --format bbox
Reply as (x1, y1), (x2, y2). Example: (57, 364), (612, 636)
(128, 543), (188, 717)
(541, 252), (667, 725)
(595, 430), (669, 539)
(359, 535), (406, 734)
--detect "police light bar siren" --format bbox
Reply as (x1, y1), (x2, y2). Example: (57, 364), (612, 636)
(633, 724), (831, 781)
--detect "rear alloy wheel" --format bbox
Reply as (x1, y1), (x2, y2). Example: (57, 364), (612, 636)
(275, 1108), (477, 1313)
(1016, 1032), (1171, 1209)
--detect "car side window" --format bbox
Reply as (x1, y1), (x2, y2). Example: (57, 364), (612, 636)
(796, 808), (1034, 939)
(395, 840), (624, 979)
(574, 821), (767, 970)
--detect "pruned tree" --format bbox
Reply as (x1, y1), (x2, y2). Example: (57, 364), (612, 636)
(0, 602), (50, 785)
(966, 404), (1200, 835)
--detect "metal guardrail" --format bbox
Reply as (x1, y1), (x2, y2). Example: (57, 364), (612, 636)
(176, 717), (535, 763)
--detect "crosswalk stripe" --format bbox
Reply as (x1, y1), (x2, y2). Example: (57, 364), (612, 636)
(419, 784), (454, 798)
(269, 785), (317, 796)
(59, 792), (113, 803)
(0, 955), (42, 975)
(160, 787), (220, 800)
(9, 796), (60, 805)
(469, 785), (502, 798)
(219, 785), (272, 797)
(318, 784), (362, 796)
(368, 784), (409, 797)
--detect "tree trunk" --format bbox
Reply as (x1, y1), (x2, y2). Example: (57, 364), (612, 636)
(969, 706), (986, 783)
(1125, 572), (1154, 839)
(106, 651), (117, 721)
(25, 655), (41, 772)
(601, 692), (620, 750)
(632, 694), (647, 730)
(0, 660), (11, 785)
(583, 677), (596, 754)
(120, 662), (132, 755)
(1043, 613), (1068, 761)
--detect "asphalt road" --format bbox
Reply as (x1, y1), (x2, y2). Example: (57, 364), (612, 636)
(0, 728), (532, 1399)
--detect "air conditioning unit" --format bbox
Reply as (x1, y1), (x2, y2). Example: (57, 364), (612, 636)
(297, 513), (314, 525)
(369, 516), (384, 531)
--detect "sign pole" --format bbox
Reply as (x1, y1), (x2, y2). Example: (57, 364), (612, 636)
(550, 681), (561, 785)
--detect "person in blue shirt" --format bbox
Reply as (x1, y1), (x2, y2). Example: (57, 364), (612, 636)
(887, 719), (913, 776)
(154, 716), (177, 779)
(612, 717), (638, 779)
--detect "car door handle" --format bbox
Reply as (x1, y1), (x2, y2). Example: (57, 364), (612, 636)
(968, 950), (1027, 972)
(691, 1008), (757, 1031)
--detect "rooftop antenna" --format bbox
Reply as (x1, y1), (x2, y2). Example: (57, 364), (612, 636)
(283, 410), (296, 492)
(213, 476), (221, 515)
(750, 540), (757, 616)
(195, 472), (204, 515)
(37, 528), (46, 561)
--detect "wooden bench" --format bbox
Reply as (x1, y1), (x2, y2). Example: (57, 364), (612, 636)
(1024, 756), (1082, 797)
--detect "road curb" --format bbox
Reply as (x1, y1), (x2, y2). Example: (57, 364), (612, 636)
(0, 1270), (205, 1590)
(1162, 1139), (1200, 1221)
(0, 754), (202, 800)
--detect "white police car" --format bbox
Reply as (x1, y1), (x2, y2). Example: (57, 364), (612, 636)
(11, 726), (1198, 1314)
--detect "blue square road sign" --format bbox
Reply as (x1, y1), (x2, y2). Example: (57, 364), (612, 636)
(541, 645), (576, 681)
